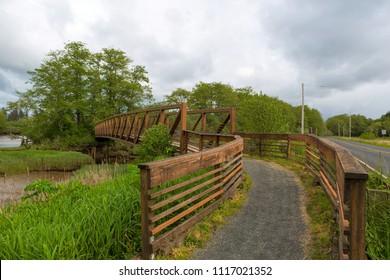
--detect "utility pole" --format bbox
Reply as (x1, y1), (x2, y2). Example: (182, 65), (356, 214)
(349, 113), (352, 138)
(301, 82), (304, 134)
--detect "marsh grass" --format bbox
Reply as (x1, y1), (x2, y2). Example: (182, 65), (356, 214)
(0, 150), (94, 175)
(366, 171), (390, 260)
(0, 165), (141, 260)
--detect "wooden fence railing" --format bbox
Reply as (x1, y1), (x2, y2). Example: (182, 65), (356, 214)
(138, 131), (243, 259)
(236, 133), (368, 260)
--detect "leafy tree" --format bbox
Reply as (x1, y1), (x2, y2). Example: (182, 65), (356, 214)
(326, 114), (350, 136)
(306, 107), (325, 135)
(0, 109), (7, 132)
(188, 82), (237, 109)
(164, 88), (191, 104)
(237, 90), (293, 133)
(97, 48), (152, 117)
(12, 41), (152, 146)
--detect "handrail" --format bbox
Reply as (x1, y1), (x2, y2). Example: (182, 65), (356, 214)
(138, 131), (243, 259)
(236, 132), (368, 260)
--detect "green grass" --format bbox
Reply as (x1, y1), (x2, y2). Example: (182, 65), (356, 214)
(0, 164), (141, 260)
(334, 136), (390, 149)
(366, 172), (390, 260)
(0, 150), (94, 175)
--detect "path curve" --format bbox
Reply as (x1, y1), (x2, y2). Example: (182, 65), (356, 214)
(194, 158), (308, 260)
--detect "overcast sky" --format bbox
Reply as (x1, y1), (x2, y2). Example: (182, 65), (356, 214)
(1, 0), (389, 120)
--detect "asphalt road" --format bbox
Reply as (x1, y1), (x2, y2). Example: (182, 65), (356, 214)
(194, 158), (308, 260)
(327, 138), (390, 176)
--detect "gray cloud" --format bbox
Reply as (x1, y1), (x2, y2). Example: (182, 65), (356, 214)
(261, 0), (390, 91)
(0, 0), (389, 119)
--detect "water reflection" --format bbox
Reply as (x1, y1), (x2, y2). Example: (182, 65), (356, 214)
(0, 171), (73, 207)
(0, 135), (21, 148)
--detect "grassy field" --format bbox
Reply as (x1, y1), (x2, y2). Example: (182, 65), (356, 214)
(0, 150), (94, 175)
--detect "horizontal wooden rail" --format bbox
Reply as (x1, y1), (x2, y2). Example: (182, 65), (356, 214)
(139, 132), (243, 259)
(236, 132), (368, 260)
(94, 103), (187, 150)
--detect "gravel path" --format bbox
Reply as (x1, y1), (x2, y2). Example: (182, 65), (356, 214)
(194, 158), (308, 260)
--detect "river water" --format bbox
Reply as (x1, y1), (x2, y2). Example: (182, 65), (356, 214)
(0, 171), (73, 207)
(0, 135), (73, 207)
(0, 135), (22, 148)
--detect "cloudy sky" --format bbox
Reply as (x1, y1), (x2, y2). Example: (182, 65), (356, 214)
(1, 0), (389, 120)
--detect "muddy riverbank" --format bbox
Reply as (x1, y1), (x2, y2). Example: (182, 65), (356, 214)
(0, 171), (73, 207)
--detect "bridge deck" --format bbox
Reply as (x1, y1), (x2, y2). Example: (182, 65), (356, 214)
(195, 158), (308, 259)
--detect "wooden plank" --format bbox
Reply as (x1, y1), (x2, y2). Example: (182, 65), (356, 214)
(149, 166), (223, 199)
(152, 199), (221, 251)
(346, 178), (366, 259)
(319, 171), (338, 201)
(230, 107), (236, 134)
(140, 168), (153, 260)
(150, 174), (222, 212)
(139, 138), (243, 186)
(151, 189), (224, 235)
(150, 182), (223, 223)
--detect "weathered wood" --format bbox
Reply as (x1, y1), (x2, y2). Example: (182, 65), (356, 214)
(140, 168), (153, 260)
(139, 137), (243, 186)
(150, 182), (223, 224)
(152, 199), (221, 252)
(149, 166), (223, 199)
(150, 175), (222, 212)
(152, 189), (224, 235)
(346, 178), (366, 259)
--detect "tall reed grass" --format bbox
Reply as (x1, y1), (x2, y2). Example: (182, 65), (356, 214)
(0, 165), (141, 259)
(366, 172), (390, 259)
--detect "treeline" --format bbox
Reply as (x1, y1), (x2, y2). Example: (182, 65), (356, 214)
(5, 41), (152, 146)
(326, 112), (390, 138)
(2, 41), (328, 147)
(162, 82), (325, 135)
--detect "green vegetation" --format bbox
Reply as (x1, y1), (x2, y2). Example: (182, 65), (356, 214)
(336, 136), (390, 149)
(366, 172), (390, 260)
(134, 124), (175, 162)
(5, 41), (152, 147)
(164, 82), (325, 135)
(0, 150), (93, 175)
(326, 111), (390, 138)
(0, 164), (141, 260)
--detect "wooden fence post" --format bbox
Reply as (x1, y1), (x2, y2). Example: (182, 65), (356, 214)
(180, 103), (188, 154)
(345, 178), (367, 259)
(230, 107), (236, 134)
(140, 167), (154, 260)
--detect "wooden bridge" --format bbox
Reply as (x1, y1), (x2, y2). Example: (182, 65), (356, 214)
(95, 103), (368, 260)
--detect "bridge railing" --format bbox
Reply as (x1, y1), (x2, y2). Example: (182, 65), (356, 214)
(94, 103), (187, 147)
(138, 131), (243, 259)
(236, 133), (368, 260)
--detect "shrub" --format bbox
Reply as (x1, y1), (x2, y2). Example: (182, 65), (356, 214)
(360, 132), (377, 140)
(134, 124), (174, 162)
